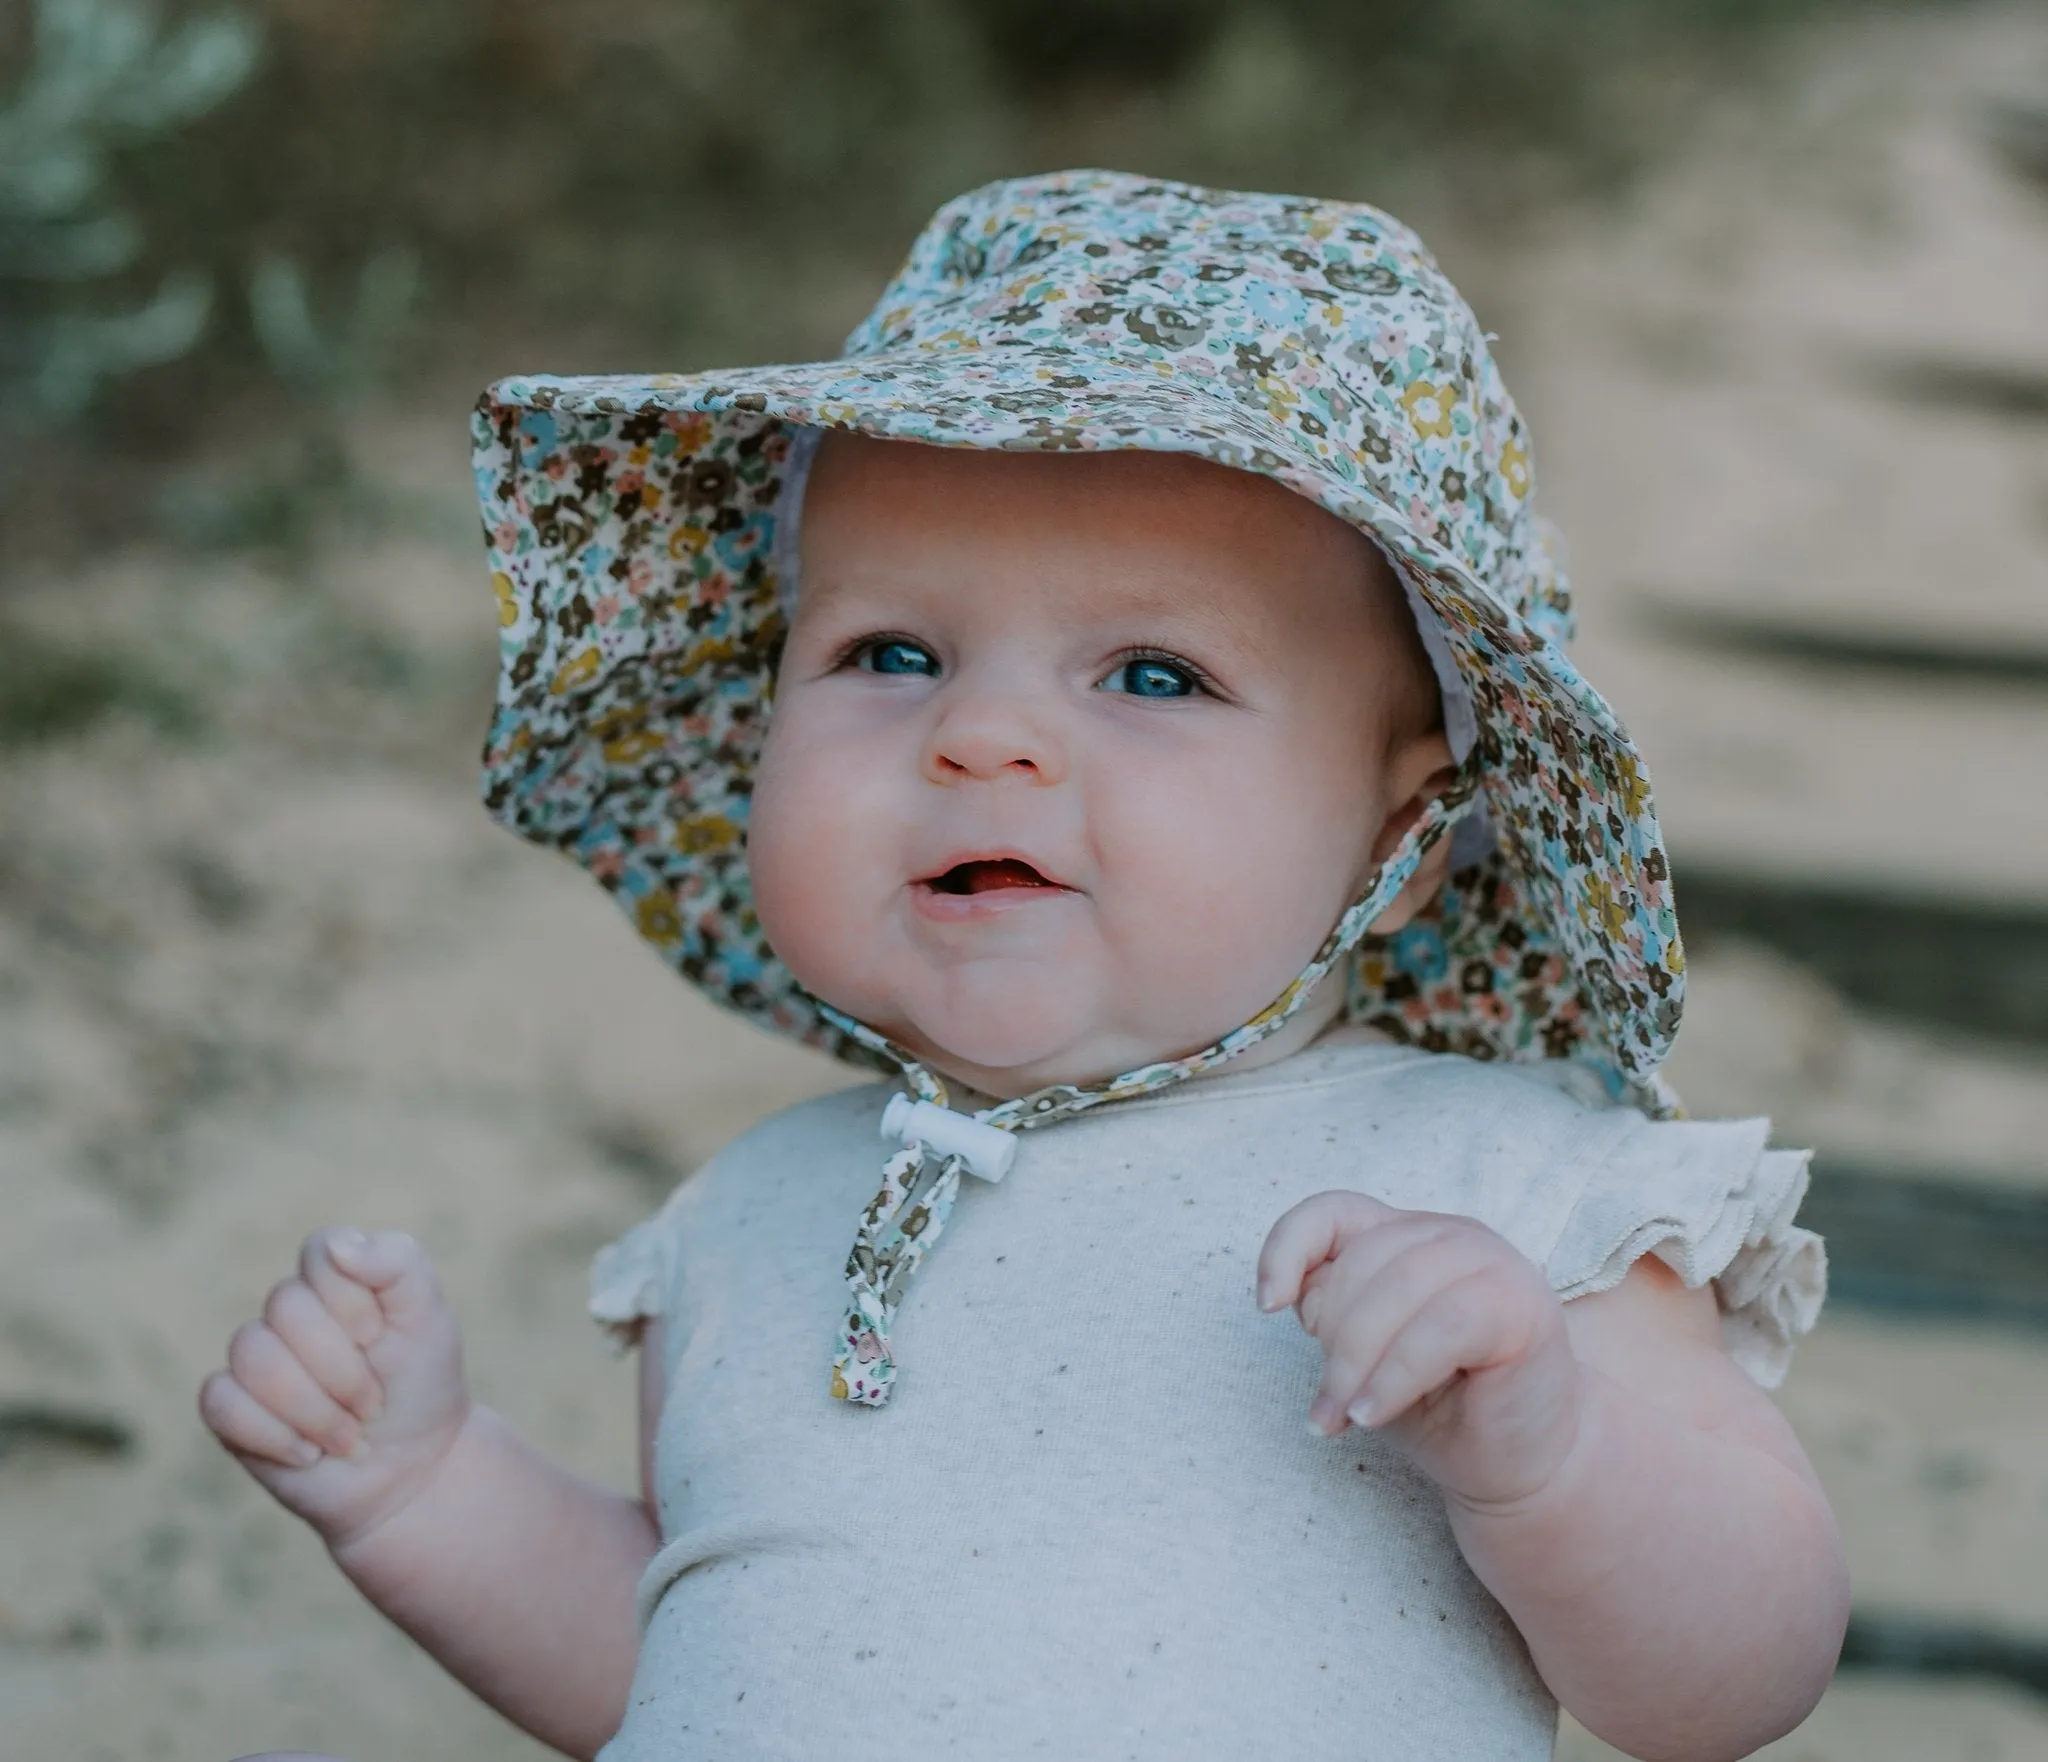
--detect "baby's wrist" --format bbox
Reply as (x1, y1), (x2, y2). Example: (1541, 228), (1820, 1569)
(1436, 1357), (1601, 1524)
(321, 1393), (479, 1564)
(1422, 1343), (1594, 1520)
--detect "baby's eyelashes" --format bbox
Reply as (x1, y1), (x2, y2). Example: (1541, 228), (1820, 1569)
(823, 630), (1226, 704)
(1098, 654), (1203, 699)
(848, 635), (940, 677)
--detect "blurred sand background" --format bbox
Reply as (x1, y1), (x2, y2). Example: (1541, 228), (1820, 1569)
(4, 4), (2048, 1757)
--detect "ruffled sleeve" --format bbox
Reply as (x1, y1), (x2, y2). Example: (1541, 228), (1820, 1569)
(1544, 1117), (1827, 1389)
(589, 1212), (676, 1354)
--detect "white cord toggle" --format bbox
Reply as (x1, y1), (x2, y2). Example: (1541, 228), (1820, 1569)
(881, 1094), (1016, 1183)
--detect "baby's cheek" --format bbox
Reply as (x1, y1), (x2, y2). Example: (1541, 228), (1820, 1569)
(1147, 748), (1360, 913)
(1097, 764), (1347, 1026)
(748, 721), (886, 997)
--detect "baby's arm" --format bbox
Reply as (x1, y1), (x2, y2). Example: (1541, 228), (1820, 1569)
(198, 1229), (659, 1761)
(1259, 1195), (1848, 1762)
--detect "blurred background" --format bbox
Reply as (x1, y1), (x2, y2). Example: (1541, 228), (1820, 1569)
(3, 1), (2046, 1756)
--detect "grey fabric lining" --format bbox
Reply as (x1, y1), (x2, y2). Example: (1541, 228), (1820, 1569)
(771, 423), (826, 621)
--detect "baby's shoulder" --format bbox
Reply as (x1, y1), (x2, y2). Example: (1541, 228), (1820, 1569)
(697, 1078), (895, 1178)
(613, 1080), (897, 1245)
(1217, 1036), (1645, 1157)
(1365, 1051), (1821, 1387)
(589, 1080), (898, 1343)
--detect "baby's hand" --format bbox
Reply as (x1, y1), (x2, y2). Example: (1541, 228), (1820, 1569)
(198, 1229), (471, 1549)
(1256, 1192), (1584, 1508)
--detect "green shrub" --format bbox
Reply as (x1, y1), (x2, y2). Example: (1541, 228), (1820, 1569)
(0, 0), (258, 445)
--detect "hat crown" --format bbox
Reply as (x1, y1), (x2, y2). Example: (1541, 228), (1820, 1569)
(843, 171), (1571, 648)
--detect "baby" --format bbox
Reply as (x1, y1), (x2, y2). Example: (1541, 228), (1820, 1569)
(202, 172), (1847, 1762)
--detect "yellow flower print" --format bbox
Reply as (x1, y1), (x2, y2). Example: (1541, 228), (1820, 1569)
(674, 814), (741, 855)
(1500, 438), (1530, 499)
(1401, 380), (1455, 441)
(667, 521), (709, 560)
(491, 571), (519, 629)
(673, 412), (712, 451)
(1664, 936), (1687, 977)
(635, 891), (683, 945)
(1614, 750), (1651, 818)
(1582, 873), (1629, 941)
(602, 727), (667, 765)
(1243, 979), (1305, 1032)
(679, 634), (739, 674)
(550, 647), (601, 694)
(830, 1365), (850, 1401)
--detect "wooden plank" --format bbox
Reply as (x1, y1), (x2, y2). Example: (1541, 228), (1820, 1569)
(1677, 875), (2048, 1045)
(1802, 1163), (2048, 1328)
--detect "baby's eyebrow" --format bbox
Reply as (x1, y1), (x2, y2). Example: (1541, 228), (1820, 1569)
(1088, 588), (1287, 662)
(791, 556), (1291, 661)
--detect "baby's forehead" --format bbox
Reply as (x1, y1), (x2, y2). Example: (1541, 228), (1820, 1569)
(809, 428), (1328, 521)
(790, 431), (1394, 615)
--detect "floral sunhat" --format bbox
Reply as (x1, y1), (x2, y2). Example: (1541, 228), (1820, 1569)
(474, 170), (1687, 1396)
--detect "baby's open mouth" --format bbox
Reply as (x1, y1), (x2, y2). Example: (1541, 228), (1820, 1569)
(923, 858), (1065, 896)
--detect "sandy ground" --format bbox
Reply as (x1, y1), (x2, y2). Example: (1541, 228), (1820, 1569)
(5, 10), (2048, 1758)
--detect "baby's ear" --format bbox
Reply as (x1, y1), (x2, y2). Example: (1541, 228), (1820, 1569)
(1366, 829), (1454, 936)
(1365, 734), (1459, 935)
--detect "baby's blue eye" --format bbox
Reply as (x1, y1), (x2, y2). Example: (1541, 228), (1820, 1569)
(1105, 657), (1199, 699)
(861, 639), (939, 677)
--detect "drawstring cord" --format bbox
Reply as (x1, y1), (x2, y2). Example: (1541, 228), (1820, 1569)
(822, 772), (1479, 1406)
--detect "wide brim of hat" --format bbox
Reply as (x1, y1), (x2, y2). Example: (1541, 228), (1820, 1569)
(475, 345), (1682, 1092)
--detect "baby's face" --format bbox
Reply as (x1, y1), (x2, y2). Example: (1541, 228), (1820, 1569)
(749, 436), (1449, 1097)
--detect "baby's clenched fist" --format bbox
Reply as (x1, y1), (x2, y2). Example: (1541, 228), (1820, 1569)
(199, 1228), (470, 1550)
(1257, 1191), (1586, 1509)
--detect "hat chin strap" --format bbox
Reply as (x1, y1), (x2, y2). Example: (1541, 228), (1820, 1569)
(819, 771), (1479, 1406)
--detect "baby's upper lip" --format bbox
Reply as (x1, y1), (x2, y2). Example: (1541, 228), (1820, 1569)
(914, 848), (1078, 893)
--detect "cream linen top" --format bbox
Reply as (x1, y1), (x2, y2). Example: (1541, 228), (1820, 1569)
(590, 1032), (1823, 1762)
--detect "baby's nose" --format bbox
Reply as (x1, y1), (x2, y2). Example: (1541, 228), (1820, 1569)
(923, 695), (1066, 785)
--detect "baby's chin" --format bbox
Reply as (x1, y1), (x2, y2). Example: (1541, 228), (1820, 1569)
(860, 988), (1253, 1102)
(871, 1022), (1127, 1101)
(909, 1048), (1144, 1104)
(846, 994), (1171, 1101)
(849, 964), (1352, 1101)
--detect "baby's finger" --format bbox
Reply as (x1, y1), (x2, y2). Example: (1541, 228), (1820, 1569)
(197, 1368), (323, 1471)
(224, 1320), (364, 1458)
(1296, 1259), (1336, 1336)
(1349, 1271), (1529, 1429)
(1305, 1234), (1506, 1432)
(1294, 1213), (1482, 1338)
(1256, 1190), (1394, 1313)
(325, 1229), (446, 1335)
(299, 1229), (387, 1347)
(262, 1278), (384, 1422)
